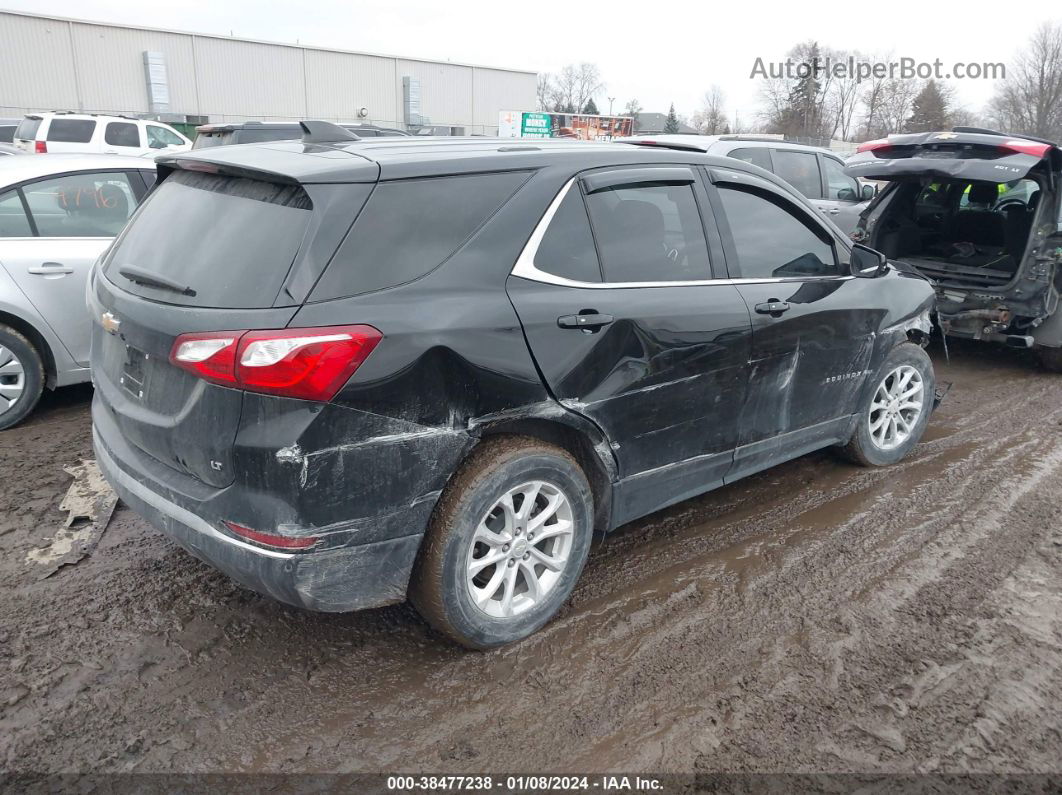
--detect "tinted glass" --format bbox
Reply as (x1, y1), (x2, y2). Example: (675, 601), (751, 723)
(534, 188), (601, 283)
(238, 128), (299, 144)
(729, 147), (772, 171)
(0, 190), (31, 237)
(23, 172), (137, 237)
(105, 122), (140, 148)
(47, 119), (97, 143)
(15, 118), (41, 140)
(822, 157), (860, 201)
(718, 186), (838, 278)
(312, 171), (528, 300)
(585, 183), (711, 282)
(105, 170), (312, 308)
(772, 150), (822, 199)
(146, 125), (183, 147)
(0, 125), (15, 143)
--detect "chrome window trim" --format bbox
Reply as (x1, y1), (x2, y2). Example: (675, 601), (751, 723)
(510, 177), (853, 290)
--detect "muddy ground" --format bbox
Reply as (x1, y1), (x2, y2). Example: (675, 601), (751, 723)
(1, 339), (1061, 779)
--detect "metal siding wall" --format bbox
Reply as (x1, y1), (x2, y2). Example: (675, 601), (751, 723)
(0, 14), (80, 113)
(303, 50), (400, 126)
(69, 22), (198, 115)
(0, 11), (537, 130)
(472, 69), (538, 134)
(396, 59), (472, 128)
(193, 37), (306, 119)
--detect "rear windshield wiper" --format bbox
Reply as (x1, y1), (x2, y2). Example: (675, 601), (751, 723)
(118, 266), (197, 297)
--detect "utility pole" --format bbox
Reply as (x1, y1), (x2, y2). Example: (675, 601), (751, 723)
(607, 97), (615, 115)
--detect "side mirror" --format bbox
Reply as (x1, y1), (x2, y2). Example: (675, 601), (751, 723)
(860, 183), (877, 201)
(850, 243), (888, 277)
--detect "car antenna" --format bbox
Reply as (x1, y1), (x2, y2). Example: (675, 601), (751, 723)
(299, 120), (361, 144)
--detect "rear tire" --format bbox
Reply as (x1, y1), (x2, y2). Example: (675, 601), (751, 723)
(839, 342), (935, 467)
(0, 324), (44, 431)
(410, 436), (593, 650)
(1038, 346), (1062, 373)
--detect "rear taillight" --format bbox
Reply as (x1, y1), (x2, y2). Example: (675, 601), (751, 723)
(1000, 139), (1051, 158)
(856, 138), (891, 154)
(34, 140), (46, 153)
(170, 324), (381, 401)
(223, 521), (319, 550)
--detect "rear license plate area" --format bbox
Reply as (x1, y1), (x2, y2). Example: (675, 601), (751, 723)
(120, 345), (150, 399)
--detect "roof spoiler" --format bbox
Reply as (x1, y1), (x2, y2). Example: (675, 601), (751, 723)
(300, 120), (360, 144)
(953, 126), (1059, 147)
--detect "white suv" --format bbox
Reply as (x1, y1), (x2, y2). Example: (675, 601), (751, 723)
(14, 113), (191, 157)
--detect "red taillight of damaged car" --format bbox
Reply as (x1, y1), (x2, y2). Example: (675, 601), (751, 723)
(222, 521), (320, 550)
(1000, 139), (1051, 158)
(857, 138), (892, 154)
(170, 324), (382, 401)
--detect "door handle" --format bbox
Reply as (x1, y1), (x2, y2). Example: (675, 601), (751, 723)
(28, 262), (74, 276)
(828, 208), (840, 215)
(557, 312), (614, 330)
(754, 300), (790, 317)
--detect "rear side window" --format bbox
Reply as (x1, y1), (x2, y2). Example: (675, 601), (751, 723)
(105, 170), (313, 308)
(105, 122), (140, 148)
(311, 171), (528, 300)
(0, 125), (15, 144)
(534, 187), (601, 283)
(772, 150), (822, 199)
(0, 190), (31, 237)
(585, 183), (711, 282)
(15, 118), (41, 140)
(718, 186), (838, 278)
(47, 119), (97, 144)
(729, 147), (772, 171)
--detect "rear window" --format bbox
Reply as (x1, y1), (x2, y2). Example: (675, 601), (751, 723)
(15, 118), (41, 140)
(105, 170), (312, 308)
(47, 119), (97, 143)
(310, 171), (528, 300)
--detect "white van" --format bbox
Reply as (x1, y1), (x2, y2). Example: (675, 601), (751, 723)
(14, 113), (191, 157)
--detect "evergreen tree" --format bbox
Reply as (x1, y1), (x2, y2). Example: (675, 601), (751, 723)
(784, 41), (823, 138)
(906, 80), (951, 133)
(664, 103), (680, 133)
(582, 97), (599, 115)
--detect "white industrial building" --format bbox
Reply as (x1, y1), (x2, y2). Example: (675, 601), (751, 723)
(0, 10), (538, 135)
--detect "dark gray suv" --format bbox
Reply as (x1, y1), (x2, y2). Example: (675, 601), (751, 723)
(90, 123), (936, 648)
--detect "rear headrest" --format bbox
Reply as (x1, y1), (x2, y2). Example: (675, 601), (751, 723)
(968, 182), (998, 205)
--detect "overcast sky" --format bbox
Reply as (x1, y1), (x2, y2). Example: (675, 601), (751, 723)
(6, 1), (1059, 124)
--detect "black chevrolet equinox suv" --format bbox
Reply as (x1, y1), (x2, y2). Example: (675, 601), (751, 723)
(90, 122), (936, 648)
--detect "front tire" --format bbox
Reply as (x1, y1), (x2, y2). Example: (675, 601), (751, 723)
(0, 324), (45, 431)
(410, 436), (594, 650)
(840, 342), (935, 467)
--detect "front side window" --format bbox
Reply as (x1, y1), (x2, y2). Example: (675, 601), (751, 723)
(105, 122), (141, 148)
(718, 186), (838, 279)
(729, 147), (772, 171)
(22, 172), (137, 237)
(534, 187), (601, 283)
(147, 125), (184, 148)
(47, 119), (97, 143)
(772, 150), (823, 199)
(585, 183), (711, 282)
(0, 190), (31, 237)
(822, 157), (860, 202)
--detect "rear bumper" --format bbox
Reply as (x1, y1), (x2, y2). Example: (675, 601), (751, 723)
(93, 417), (423, 613)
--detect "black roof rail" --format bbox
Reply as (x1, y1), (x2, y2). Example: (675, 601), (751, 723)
(300, 120), (360, 144)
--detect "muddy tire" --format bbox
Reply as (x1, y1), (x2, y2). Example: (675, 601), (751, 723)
(1038, 346), (1062, 373)
(0, 324), (44, 431)
(838, 343), (935, 467)
(410, 436), (593, 650)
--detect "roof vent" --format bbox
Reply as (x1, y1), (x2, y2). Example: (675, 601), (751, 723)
(300, 120), (361, 144)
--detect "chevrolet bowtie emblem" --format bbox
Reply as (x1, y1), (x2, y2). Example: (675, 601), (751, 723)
(100, 312), (121, 334)
(934, 132), (958, 140)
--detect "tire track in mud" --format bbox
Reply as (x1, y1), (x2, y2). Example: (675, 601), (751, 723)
(3, 342), (1062, 774)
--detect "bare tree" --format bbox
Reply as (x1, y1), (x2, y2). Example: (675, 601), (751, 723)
(574, 63), (604, 112)
(622, 97), (643, 119)
(540, 63), (604, 113)
(536, 74), (554, 112)
(988, 21), (1062, 140)
(692, 85), (728, 134)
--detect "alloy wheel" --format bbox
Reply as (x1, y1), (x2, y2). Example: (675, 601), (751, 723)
(466, 480), (575, 619)
(868, 364), (924, 450)
(0, 344), (25, 416)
